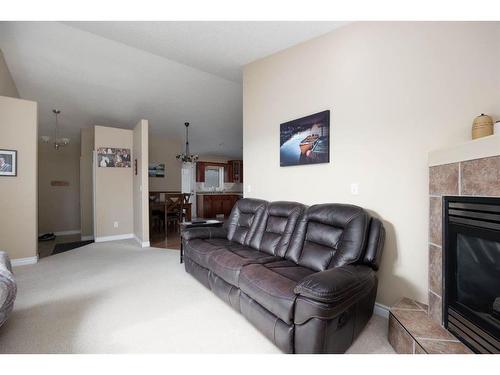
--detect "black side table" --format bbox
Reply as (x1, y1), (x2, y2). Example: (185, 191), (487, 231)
(179, 220), (223, 264)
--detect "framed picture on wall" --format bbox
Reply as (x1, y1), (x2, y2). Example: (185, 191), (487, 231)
(97, 147), (131, 168)
(0, 149), (17, 177)
(149, 163), (165, 177)
(280, 110), (330, 167)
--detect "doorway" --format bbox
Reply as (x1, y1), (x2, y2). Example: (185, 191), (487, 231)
(37, 138), (88, 258)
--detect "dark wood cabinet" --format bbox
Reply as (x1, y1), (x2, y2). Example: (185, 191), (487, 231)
(195, 160), (243, 218)
(226, 160), (243, 183)
(222, 195), (234, 214)
(196, 161), (205, 182)
(224, 162), (232, 182)
(197, 194), (241, 219)
(196, 161), (230, 183)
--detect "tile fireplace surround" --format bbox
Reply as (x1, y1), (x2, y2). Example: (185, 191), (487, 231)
(428, 135), (500, 324)
(389, 134), (500, 354)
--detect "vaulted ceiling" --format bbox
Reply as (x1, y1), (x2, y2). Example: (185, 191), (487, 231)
(0, 21), (345, 157)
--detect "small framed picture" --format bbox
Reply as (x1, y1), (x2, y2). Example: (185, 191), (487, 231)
(149, 163), (165, 177)
(0, 149), (17, 177)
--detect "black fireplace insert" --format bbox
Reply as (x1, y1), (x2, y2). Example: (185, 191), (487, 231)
(443, 196), (500, 353)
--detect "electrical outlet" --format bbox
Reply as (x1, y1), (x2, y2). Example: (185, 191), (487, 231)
(114, 221), (119, 228)
(247, 184), (252, 193)
(350, 183), (359, 195)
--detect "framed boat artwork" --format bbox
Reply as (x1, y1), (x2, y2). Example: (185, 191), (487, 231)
(280, 110), (330, 167)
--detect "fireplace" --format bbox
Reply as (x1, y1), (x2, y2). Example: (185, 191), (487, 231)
(443, 196), (500, 353)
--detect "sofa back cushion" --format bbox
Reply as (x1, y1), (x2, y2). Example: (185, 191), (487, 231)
(226, 198), (268, 246)
(285, 204), (369, 272)
(249, 201), (305, 256)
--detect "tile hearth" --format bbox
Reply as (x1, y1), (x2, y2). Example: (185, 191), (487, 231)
(388, 298), (472, 354)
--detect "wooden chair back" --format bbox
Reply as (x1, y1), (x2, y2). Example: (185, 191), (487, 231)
(166, 194), (182, 214)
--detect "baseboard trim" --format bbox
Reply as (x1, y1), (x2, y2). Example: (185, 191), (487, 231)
(374, 302), (390, 319)
(94, 233), (134, 243)
(12, 256), (38, 267)
(39, 230), (81, 237)
(134, 235), (150, 248)
(81, 235), (94, 241)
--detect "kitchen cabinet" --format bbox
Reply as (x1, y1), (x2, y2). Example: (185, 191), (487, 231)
(196, 162), (205, 182)
(196, 161), (227, 183)
(196, 160), (243, 183)
(197, 194), (241, 219)
(226, 160), (243, 183)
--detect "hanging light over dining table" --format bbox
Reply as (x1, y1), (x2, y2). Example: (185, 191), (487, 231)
(176, 122), (199, 163)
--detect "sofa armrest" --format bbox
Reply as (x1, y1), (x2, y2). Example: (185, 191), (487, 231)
(294, 265), (376, 304)
(0, 251), (12, 273)
(0, 252), (17, 328)
(181, 226), (227, 241)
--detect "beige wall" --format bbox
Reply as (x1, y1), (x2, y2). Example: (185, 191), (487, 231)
(243, 22), (500, 307)
(38, 141), (81, 234)
(198, 155), (230, 163)
(148, 135), (182, 192)
(94, 126), (133, 238)
(0, 49), (19, 98)
(80, 128), (94, 239)
(0, 96), (37, 260)
(133, 120), (149, 244)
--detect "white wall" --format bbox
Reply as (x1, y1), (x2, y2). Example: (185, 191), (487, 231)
(133, 120), (149, 245)
(0, 96), (38, 261)
(80, 128), (94, 239)
(243, 22), (500, 306)
(94, 126), (134, 239)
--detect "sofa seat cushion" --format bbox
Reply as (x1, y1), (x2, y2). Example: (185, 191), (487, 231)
(184, 239), (224, 268)
(239, 260), (315, 323)
(208, 247), (279, 287)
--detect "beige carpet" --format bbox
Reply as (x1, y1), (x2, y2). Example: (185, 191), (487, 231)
(0, 240), (395, 354)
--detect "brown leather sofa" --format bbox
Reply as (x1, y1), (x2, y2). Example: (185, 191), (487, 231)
(182, 198), (385, 353)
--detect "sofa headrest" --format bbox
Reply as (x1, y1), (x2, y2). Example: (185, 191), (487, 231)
(234, 198), (268, 214)
(226, 198), (268, 246)
(286, 203), (370, 272)
(304, 203), (366, 229)
(250, 201), (305, 256)
(268, 201), (305, 217)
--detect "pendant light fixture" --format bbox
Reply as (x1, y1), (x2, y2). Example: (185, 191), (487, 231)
(176, 122), (199, 163)
(41, 109), (70, 150)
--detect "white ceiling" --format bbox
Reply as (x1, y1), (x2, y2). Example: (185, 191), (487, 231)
(64, 21), (346, 82)
(0, 21), (345, 158)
